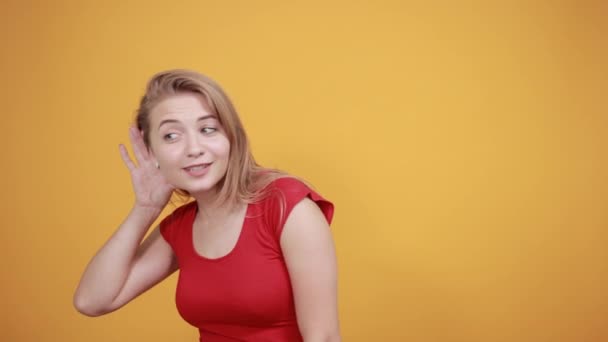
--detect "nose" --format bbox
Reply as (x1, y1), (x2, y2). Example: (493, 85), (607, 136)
(186, 132), (205, 158)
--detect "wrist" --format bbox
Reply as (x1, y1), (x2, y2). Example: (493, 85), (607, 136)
(130, 204), (163, 222)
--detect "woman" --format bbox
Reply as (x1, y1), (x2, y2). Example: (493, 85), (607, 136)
(73, 70), (341, 341)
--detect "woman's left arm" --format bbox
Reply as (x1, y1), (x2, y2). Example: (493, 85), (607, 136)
(281, 197), (341, 342)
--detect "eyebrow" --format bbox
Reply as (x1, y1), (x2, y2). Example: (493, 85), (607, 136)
(158, 115), (217, 130)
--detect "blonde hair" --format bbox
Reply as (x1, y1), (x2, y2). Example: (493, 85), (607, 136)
(135, 69), (287, 206)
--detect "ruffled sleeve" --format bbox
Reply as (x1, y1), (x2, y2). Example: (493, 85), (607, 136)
(159, 201), (197, 249)
(263, 177), (334, 241)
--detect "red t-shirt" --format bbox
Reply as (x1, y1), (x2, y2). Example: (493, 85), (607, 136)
(160, 177), (334, 341)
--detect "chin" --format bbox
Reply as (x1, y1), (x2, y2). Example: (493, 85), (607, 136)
(168, 167), (227, 197)
(176, 180), (222, 196)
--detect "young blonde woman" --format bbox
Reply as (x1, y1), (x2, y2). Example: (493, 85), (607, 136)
(73, 70), (340, 342)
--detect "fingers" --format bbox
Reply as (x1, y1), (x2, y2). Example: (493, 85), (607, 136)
(129, 126), (150, 165)
(119, 144), (136, 171)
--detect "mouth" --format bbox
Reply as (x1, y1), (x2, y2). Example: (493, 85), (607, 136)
(183, 163), (212, 172)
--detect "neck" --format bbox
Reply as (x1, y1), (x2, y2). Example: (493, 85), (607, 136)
(192, 188), (239, 220)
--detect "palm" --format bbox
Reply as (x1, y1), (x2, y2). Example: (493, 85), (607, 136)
(119, 127), (174, 210)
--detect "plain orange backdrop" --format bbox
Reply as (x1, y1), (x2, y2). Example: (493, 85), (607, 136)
(1, 1), (607, 341)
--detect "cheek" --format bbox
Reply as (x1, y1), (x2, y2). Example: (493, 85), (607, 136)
(209, 138), (231, 159)
(154, 146), (181, 165)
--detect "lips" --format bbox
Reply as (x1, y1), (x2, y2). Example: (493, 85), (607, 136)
(183, 162), (212, 176)
(184, 163), (210, 171)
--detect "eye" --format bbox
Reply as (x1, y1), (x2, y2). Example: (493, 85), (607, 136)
(201, 127), (217, 134)
(163, 133), (179, 141)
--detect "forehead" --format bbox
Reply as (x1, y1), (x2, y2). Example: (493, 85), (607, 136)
(149, 92), (215, 125)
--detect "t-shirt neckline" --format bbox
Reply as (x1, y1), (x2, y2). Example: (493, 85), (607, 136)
(188, 202), (252, 262)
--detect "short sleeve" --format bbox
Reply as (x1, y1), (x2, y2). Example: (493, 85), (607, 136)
(264, 177), (334, 240)
(159, 210), (177, 247)
(159, 201), (197, 248)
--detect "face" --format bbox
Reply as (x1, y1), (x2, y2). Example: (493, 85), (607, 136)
(147, 92), (230, 196)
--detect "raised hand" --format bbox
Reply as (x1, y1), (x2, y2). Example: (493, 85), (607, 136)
(119, 126), (175, 211)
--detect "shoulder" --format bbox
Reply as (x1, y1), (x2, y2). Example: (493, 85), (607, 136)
(258, 176), (334, 230)
(265, 176), (312, 196)
(161, 201), (197, 225)
(263, 177), (325, 206)
(159, 201), (197, 242)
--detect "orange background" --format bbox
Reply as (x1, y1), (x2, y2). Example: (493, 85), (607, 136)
(1, 1), (607, 341)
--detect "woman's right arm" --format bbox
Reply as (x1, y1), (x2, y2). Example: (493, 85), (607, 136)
(73, 127), (176, 317)
(72, 206), (177, 317)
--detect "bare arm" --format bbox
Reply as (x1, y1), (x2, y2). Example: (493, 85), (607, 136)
(73, 208), (177, 316)
(281, 198), (341, 342)
(73, 127), (176, 316)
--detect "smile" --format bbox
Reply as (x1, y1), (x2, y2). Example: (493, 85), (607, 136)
(183, 163), (212, 176)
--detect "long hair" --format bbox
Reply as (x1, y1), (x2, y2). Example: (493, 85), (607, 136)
(135, 69), (287, 206)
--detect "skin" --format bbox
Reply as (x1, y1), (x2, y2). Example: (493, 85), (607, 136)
(147, 93), (231, 207)
(73, 92), (340, 341)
